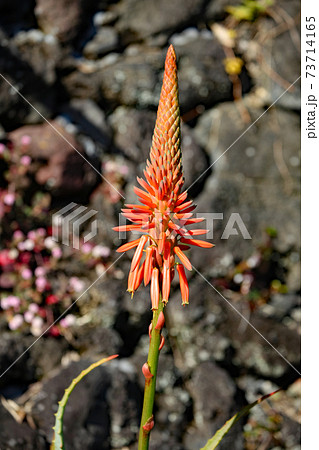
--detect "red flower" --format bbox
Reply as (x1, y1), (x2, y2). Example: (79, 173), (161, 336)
(45, 294), (59, 305)
(114, 45), (214, 307)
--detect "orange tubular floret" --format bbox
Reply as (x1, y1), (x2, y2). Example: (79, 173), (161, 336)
(113, 224), (143, 232)
(174, 200), (193, 212)
(128, 265), (138, 295)
(174, 246), (192, 271)
(176, 264), (189, 305)
(144, 246), (155, 286)
(162, 266), (170, 304)
(188, 229), (209, 236)
(131, 235), (148, 272)
(180, 238), (215, 248)
(117, 238), (141, 253)
(134, 261), (145, 291)
(150, 268), (160, 310)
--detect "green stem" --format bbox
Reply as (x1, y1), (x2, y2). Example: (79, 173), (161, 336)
(138, 299), (165, 450)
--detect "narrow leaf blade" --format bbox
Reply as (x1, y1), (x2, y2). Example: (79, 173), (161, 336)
(52, 355), (118, 450)
(201, 389), (280, 450)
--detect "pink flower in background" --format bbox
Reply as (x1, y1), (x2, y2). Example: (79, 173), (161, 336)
(13, 230), (24, 240)
(81, 242), (93, 254)
(0, 143), (5, 154)
(20, 155), (31, 166)
(21, 268), (33, 280)
(51, 247), (62, 259)
(60, 314), (76, 328)
(37, 228), (46, 237)
(9, 314), (24, 330)
(35, 266), (46, 277)
(31, 316), (43, 336)
(44, 237), (55, 249)
(3, 193), (15, 206)
(24, 239), (35, 251)
(69, 276), (85, 293)
(29, 303), (39, 313)
(17, 242), (25, 251)
(92, 245), (110, 259)
(35, 276), (47, 292)
(24, 310), (34, 323)
(27, 230), (37, 240)
(21, 135), (31, 146)
(1, 296), (21, 310)
(0, 250), (15, 267)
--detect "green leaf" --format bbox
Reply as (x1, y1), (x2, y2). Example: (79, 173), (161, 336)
(200, 389), (280, 450)
(51, 355), (118, 450)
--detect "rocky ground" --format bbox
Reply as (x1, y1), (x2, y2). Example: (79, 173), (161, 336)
(0, 0), (300, 449)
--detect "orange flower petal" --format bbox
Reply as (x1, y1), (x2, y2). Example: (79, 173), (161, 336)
(131, 235), (148, 272)
(180, 238), (214, 248)
(144, 246), (154, 286)
(117, 238), (141, 253)
(174, 246), (192, 271)
(176, 263), (189, 305)
(134, 261), (145, 291)
(150, 267), (160, 310)
(162, 265), (170, 303)
(113, 224), (143, 232)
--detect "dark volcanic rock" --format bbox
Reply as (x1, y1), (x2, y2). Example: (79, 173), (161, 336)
(192, 103), (300, 271)
(204, 0), (242, 21)
(34, 0), (96, 45)
(12, 30), (61, 86)
(0, 0), (36, 36)
(8, 120), (100, 202)
(171, 28), (234, 111)
(0, 30), (57, 129)
(0, 403), (46, 449)
(101, 46), (163, 108)
(28, 358), (142, 449)
(0, 333), (36, 392)
(83, 27), (119, 59)
(166, 278), (300, 380)
(114, 0), (206, 42)
(184, 361), (244, 450)
(109, 106), (209, 194)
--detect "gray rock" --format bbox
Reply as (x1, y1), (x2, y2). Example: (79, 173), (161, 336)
(193, 103), (300, 270)
(93, 11), (118, 28)
(12, 30), (61, 85)
(114, 0), (206, 41)
(8, 121), (100, 202)
(235, 1), (301, 110)
(83, 27), (119, 60)
(166, 277), (300, 379)
(0, 0), (35, 36)
(171, 29), (235, 111)
(0, 29), (56, 128)
(204, 0), (242, 21)
(34, 0), (92, 45)
(109, 106), (209, 194)
(27, 358), (142, 449)
(184, 361), (244, 450)
(0, 403), (46, 449)
(101, 46), (163, 108)
(101, 35), (234, 112)
(0, 333), (36, 391)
